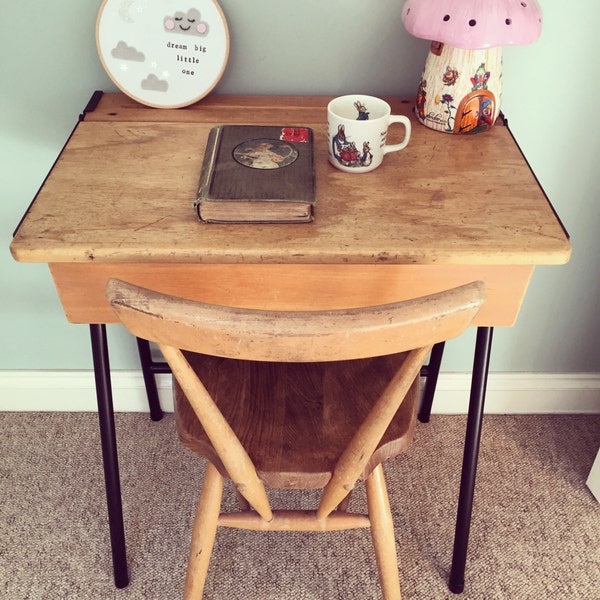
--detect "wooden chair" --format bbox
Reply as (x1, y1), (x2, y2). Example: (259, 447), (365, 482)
(106, 279), (485, 599)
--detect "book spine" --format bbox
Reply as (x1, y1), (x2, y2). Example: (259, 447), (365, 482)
(195, 125), (223, 212)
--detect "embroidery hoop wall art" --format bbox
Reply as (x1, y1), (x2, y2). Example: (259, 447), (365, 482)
(96, 0), (229, 108)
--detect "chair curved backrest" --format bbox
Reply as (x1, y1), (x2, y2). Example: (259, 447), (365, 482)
(106, 278), (485, 599)
(106, 278), (485, 362)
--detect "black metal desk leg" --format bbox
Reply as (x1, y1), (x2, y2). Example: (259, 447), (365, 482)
(135, 337), (164, 421)
(418, 341), (446, 423)
(449, 326), (493, 594)
(90, 324), (129, 588)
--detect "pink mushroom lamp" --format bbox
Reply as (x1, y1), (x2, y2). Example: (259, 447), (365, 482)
(402, 0), (543, 134)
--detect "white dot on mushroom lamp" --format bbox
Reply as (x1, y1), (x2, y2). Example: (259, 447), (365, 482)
(402, 0), (543, 134)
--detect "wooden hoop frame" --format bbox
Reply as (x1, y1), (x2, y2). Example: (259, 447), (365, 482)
(96, 0), (229, 108)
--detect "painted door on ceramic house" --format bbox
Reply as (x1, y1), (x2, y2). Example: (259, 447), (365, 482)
(455, 90), (496, 134)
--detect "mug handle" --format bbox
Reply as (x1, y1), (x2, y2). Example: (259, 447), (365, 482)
(384, 115), (411, 154)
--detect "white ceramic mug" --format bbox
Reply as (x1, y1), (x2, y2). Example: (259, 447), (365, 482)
(327, 95), (411, 173)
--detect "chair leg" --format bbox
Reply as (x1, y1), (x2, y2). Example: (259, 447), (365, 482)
(235, 488), (251, 511)
(184, 463), (224, 600)
(366, 465), (402, 600)
(337, 491), (352, 512)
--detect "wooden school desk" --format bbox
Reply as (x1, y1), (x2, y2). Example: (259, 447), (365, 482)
(10, 92), (571, 593)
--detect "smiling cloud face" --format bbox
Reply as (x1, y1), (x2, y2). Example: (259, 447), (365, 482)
(164, 9), (209, 36)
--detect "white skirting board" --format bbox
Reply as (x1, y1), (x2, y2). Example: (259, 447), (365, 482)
(1, 371), (599, 414)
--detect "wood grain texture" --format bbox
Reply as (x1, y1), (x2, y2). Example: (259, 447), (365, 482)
(217, 510), (372, 531)
(106, 279), (485, 362)
(11, 93), (571, 267)
(184, 463), (222, 600)
(173, 353), (421, 489)
(50, 262), (532, 326)
(366, 465), (402, 600)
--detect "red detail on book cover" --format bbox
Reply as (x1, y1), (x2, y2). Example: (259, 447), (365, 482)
(280, 127), (310, 143)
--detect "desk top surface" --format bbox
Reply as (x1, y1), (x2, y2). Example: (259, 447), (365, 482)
(11, 92), (571, 266)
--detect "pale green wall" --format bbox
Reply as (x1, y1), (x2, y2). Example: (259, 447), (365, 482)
(2, 1), (599, 372)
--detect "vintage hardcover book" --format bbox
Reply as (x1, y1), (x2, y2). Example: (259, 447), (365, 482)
(195, 124), (315, 223)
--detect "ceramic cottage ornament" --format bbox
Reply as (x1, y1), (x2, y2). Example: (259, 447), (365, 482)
(402, 0), (542, 134)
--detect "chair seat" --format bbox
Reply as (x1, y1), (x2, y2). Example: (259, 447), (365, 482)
(175, 351), (420, 489)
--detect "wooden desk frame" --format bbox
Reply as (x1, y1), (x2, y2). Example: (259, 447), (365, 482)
(11, 92), (571, 594)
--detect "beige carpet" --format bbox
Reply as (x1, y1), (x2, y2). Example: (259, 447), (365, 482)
(1, 412), (599, 599)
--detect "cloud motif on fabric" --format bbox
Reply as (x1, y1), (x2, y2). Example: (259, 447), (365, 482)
(164, 9), (209, 36)
(111, 41), (145, 62)
(141, 74), (169, 92)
